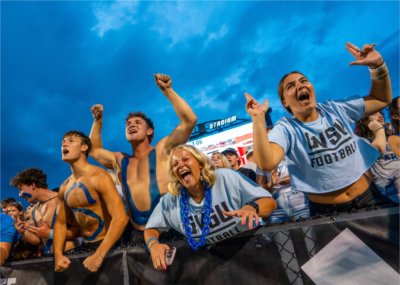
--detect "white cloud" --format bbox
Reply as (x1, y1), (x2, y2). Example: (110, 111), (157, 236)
(223, 67), (246, 86)
(92, 1), (231, 46)
(204, 24), (229, 47)
(92, 1), (139, 37)
(148, 2), (209, 46)
(148, 2), (229, 47)
(192, 85), (229, 112)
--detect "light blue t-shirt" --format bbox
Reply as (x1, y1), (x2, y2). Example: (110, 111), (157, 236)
(146, 168), (271, 244)
(370, 142), (400, 202)
(268, 97), (380, 194)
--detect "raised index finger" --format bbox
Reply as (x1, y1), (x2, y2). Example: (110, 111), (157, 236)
(345, 42), (360, 57)
(244, 92), (254, 102)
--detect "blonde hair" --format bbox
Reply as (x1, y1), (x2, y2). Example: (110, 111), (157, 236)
(211, 152), (231, 169)
(168, 145), (216, 196)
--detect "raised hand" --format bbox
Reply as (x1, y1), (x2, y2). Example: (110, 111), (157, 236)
(154, 74), (172, 91)
(245, 92), (268, 117)
(368, 120), (384, 132)
(345, 42), (384, 68)
(91, 104), (103, 120)
(54, 255), (71, 272)
(83, 252), (104, 272)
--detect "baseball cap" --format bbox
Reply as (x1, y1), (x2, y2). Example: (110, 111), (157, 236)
(222, 148), (238, 156)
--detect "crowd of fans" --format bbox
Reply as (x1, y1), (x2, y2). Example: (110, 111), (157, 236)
(0, 42), (398, 274)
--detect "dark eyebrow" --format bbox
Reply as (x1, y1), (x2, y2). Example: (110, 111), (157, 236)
(62, 137), (75, 142)
(285, 80), (295, 89)
(285, 76), (308, 89)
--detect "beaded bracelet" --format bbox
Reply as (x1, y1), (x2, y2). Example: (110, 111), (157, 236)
(146, 237), (159, 251)
(148, 240), (159, 251)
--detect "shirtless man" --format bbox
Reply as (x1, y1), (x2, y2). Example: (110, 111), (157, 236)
(89, 74), (197, 238)
(54, 131), (128, 273)
(246, 42), (392, 215)
(10, 168), (79, 254)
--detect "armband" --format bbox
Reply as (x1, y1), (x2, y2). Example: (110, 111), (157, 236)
(369, 62), (389, 81)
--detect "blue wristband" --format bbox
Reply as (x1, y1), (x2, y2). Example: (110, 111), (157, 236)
(146, 237), (158, 251)
(49, 229), (53, 240)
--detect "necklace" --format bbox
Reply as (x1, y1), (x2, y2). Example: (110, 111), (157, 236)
(39, 195), (58, 204)
(180, 184), (212, 251)
(37, 195), (58, 220)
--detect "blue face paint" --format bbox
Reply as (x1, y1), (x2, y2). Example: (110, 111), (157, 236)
(21, 192), (32, 198)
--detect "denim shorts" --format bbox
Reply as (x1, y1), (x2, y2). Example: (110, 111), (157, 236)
(267, 186), (310, 224)
(309, 183), (393, 216)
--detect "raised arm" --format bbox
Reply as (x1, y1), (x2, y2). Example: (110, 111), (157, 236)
(245, 93), (284, 171)
(89, 104), (121, 170)
(345, 42), (392, 116)
(53, 187), (71, 272)
(154, 74), (197, 154)
(82, 173), (128, 273)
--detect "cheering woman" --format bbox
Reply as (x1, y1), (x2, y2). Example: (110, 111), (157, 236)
(144, 144), (276, 270)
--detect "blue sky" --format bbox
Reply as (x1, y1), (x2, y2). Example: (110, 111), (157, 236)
(1, 1), (399, 205)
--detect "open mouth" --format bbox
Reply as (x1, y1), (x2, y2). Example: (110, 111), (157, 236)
(179, 170), (192, 183)
(298, 91), (310, 102)
(62, 149), (69, 155)
(128, 129), (137, 134)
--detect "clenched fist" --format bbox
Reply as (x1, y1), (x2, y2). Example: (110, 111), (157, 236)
(83, 252), (104, 272)
(368, 120), (383, 132)
(91, 104), (103, 120)
(154, 74), (172, 91)
(55, 255), (71, 272)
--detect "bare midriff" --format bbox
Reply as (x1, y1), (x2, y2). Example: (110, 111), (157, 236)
(308, 173), (371, 204)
